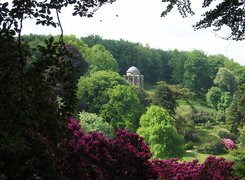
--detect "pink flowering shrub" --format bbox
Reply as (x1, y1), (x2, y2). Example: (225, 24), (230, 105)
(222, 138), (237, 150)
(55, 117), (238, 179)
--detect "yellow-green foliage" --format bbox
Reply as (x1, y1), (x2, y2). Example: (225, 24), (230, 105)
(137, 106), (185, 159)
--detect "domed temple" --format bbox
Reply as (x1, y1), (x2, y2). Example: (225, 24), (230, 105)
(124, 66), (144, 88)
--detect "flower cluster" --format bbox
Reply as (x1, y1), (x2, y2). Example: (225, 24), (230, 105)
(56, 117), (157, 179)
(55, 117), (238, 179)
(152, 156), (238, 180)
(197, 156), (237, 180)
(222, 138), (237, 150)
(152, 158), (202, 179)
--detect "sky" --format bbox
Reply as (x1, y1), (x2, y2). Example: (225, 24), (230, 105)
(21, 0), (245, 66)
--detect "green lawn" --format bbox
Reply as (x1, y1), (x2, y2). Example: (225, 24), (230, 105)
(144, 82), (156, 93)
(182, 149), (238, 163)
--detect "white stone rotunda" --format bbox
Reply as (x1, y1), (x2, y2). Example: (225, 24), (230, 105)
(124, 66), (144, 88)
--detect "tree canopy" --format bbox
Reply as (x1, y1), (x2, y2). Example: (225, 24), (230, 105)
(76, 70), (128, 113)
(100, 84), (144, 132)
(151, 81), (177, 115)
(85, 44), (119, 72)
(226, 84), (245, 133)
(161, 0), (245, 41)
(183, 50), (210, 94)
(214, 67), (237, 94)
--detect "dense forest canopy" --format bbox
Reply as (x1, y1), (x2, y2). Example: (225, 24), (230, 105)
(24, 34), (245, 90)
(82, 35), (245, 88)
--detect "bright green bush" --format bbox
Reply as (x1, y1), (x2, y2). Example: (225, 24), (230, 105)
(78, 111), (113, 137)
(137, 106), (185, 159)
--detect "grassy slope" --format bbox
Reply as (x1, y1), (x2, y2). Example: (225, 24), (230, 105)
(144, 82), (156, 93)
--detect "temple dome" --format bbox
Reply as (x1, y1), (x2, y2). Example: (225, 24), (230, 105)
(126, 66), (140, 76)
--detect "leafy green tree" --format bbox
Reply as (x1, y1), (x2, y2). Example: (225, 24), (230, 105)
(100, 84), (144, 132)
(63, 35), (89, 55)
(217, 92), (232, 111)
(132, 86), (150, 108)
(238, 126), (245, 148)
(223, 59), (245, 85)
(168, 85), (196, 100)
(175, 104), (196, 133)
(85, 44), (119, 72)
(78, 111), (113, 137)
(235, 67), (245, 85)
(77, 73), (144, 132)
(206, 87), (223, 110)
(151, 81), (177, 115)
(134, 45), (162, 82)
(137, 106), (185, 159)
(162, 0), (245, 41)
(76, 70), (128, 114)
(214, 67), (237, 94)
(226, 84), (245, 134)
(168, 49), (187, 84)
(183, 50), (210, 94)
(207, 55), (225, 81)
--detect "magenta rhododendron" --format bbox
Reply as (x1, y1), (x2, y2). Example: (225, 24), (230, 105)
(56, 117), (157, 179)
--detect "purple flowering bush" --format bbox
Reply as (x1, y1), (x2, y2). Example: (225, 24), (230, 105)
(152, 156), (238, 180)
(55, 117), (238, 179)
(197, 156), (238, 180)
(222, 138), (237, 150)
(56, 117), (157, 179)
(152, 158), (202, 179)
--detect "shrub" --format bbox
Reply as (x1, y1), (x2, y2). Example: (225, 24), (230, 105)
(152, 158), (202, 179)
(215, 110), (226, 123)
(78, 111), (113, 137)
(203, 121), (213, 129)
(152, 156), (238, 179)
(183, 131), (200, 142)
(197, 139), (226, 155)
(230, 147), (245, 161)
(56, 117), (158, 179)
(233, 160), (245, 179)
(231, 147), (245, 178)
(197, 156), (238, 179)
(185, 141), (194, 150)
(217, 128), (236, 140)
(222, 138), (237, 150)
